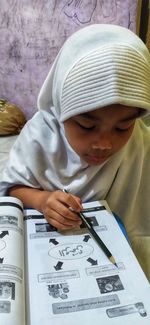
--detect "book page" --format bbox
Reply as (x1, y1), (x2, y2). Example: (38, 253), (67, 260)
(24, 201), (150, 325)
(0, 197), (25, 325)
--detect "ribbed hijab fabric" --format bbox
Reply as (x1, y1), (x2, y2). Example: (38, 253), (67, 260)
(38, 24), (150, 120)
(61, 45), (150, 120)
(0, 24), (150, 279)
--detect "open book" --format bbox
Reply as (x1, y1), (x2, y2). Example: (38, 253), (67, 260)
(0, 196), (150, 325)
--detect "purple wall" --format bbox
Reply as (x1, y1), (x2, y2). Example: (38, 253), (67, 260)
(0, 0), (138, 119)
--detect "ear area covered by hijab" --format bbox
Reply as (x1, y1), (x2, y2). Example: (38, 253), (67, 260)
(37, 24), (150, 122)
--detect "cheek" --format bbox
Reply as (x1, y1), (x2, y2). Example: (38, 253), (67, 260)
(113, 127), (134, 151)
(64, 125), (89, 153)
(67, 134), (87, 152)
(64, 125), (80, 147)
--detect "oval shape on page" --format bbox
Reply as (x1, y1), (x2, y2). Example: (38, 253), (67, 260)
(48, 242), (94, 260)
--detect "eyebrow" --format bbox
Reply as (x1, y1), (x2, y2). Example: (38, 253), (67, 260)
(119, 112), (140, 123)
(77, 111), (140, 123)
(77, 113), (97, 120)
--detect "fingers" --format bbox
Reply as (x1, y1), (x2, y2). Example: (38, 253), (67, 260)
(61, 191), (82, 212)
(43, 190), (83, 230)
(45, 213), (81, 231)
(45, 203), (82, 229)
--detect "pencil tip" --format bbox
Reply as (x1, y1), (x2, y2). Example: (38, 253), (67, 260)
(109, 256), (118, 267)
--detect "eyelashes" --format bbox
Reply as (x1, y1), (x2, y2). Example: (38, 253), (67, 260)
(76, 122), (95, 130)
(75, 119), (135, 133)
(115, 127), (130, 132)
(78, 123), (133, 133)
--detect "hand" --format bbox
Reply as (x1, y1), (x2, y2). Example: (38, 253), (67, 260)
(41, 190), (83, 230)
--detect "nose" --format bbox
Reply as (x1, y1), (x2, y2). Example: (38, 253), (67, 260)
(92, 131), (112, 150)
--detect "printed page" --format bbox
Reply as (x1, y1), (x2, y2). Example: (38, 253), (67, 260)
(24, 201), (150, 325)
(0, 197), (25, 325)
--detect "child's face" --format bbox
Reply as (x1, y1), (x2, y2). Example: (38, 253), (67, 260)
(63, 104), (139, 166)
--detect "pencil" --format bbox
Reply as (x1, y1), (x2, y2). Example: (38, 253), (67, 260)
(63, 189), (117, 267)
(78, 210), (117, 266)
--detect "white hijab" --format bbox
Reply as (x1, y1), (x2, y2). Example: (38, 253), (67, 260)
(0, 24), (150, 278)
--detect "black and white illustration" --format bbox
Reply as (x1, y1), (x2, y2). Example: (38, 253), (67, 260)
(0, 301), (11, 314)
(0, 281), (15, 300)
(48, 282), (69, 300)
(96, 275), (124, 294)
(80, 215), (99, 228)
(35, 222), (57, 233)
(106, 302), (147, 318)
(0, 215), (18, 226)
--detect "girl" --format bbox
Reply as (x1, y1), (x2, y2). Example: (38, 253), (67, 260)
(0, 24), (150, 278)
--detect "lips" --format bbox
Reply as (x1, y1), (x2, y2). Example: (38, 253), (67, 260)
(85, 154), (110, 163)
(91, 156), (108, 161)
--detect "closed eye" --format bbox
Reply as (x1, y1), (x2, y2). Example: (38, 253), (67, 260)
(77, 122), (95, 130)
(116, 125), (134, 132)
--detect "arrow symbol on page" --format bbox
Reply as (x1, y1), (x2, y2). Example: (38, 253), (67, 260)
(49, 238), (59, 245)
(54, 261), (63, 271)
(83, 235), (91, 242)
(0, 231), (9, 238)
(87, 257), (98, 266)
(0, 257), (4, 263)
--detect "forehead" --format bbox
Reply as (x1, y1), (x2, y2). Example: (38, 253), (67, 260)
(74, 104), (140, 121)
